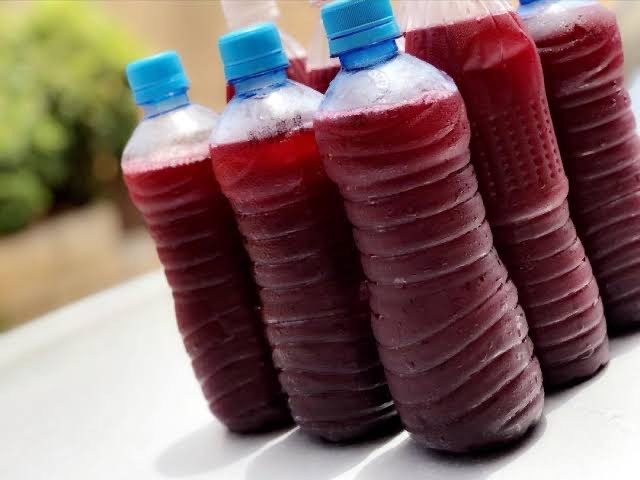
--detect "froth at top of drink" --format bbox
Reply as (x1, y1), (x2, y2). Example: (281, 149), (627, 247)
(122, 142), (211, 175)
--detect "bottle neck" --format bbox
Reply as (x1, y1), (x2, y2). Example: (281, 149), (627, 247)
(338, 39), (399, 71)
(141, 91), (190, 119)
(520, 0), (593, 10)
(231, 68), (288, 96)
(519, 0), (553, 5)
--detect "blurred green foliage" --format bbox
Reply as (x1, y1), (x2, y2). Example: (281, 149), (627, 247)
(0, 1), (144, 234)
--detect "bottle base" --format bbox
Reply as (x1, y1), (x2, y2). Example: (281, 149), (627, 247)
(541, 339), (610, 390)
(219, 401), (293, 434)
(297, 408), (401, 443)
(409, 388), (544, 454)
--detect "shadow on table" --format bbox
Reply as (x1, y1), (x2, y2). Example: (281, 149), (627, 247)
(245, 426), (397, 480)
(156, 332), (638, 479)
(155, 422), (292, 477)
(543, 364), (608, 414)
(608, 327), (640, 360)
(544, 328), (640, 414)
(354, 416), (547, 480)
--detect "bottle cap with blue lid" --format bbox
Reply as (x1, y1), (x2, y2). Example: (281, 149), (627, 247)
(126, 51), (189, 105)
(218, 22), (289, 82)
(321, 0), (401, 57)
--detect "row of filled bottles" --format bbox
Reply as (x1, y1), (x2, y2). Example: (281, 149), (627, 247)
(121, 0), (640, 453)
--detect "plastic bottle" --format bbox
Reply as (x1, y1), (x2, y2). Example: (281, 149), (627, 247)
(519, 0), (640, 331)
(314, 0), (543, 452)
(306, 0), (405, 94)
(210, 23), (398, 442)
(122, 52), (290, 433)
(306, 0), (341, 93)
(399, 0), (610, 387)
(221, 0), (307, 101)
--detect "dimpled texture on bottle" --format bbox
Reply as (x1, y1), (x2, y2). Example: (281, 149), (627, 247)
(401, 0), (609, 387)
(210, 79), (398, 442)
(314, 52), (544, 452)
(522, 0), (640, 330)
(122, 105), (291, 432)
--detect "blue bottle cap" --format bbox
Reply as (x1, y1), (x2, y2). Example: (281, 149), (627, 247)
(218, 22), (289, 82)
(126, 51), (189, 105)
(520, 0), (544, 5)
(321, 0), (401, 57)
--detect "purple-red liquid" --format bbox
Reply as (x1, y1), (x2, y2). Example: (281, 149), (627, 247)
(405, 11), (609, 387)
(124, 154), (290, 432)
(226, 56), (308, 102)
(524, 3), (640, 330)
(211, 129), (397, 442)
(287, 56), (308, 85)
(314, 89), (543, 452)
(307, 65), (341, 94)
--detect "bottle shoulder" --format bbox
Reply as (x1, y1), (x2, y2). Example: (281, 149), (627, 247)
(122, 104), (218, 168)
(520, 1), (611, 41)
(519, 0), (598, 18)
(397, 0), (512, 31)
(318, 53), (458, 114)
(210, 81), (323, 145)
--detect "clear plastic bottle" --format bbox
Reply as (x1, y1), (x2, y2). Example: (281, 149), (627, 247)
(314, 0), (543, 452)
(122, 51), (290, 432)
(520, 0), (640, 331)
(306, 0), (405, 94)
(306, 0), (341, 93)
(399, 0), (610, 387)
(221, 0), (307, 100)
(210, 23), (398, 442)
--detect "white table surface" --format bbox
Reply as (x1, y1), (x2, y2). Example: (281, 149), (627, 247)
(2, 271), (640, 480)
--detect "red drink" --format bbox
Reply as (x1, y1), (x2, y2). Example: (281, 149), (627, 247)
(211, 129), (397, 442)
(287, 56), (308, 85)
(307, 65), (340, 94)
(522, 1), (640, 330)
(226, 83), (234, 103)
(315, 84), (544, 451)
(404, 6), (609, 386)
(123, 150), (290, 432)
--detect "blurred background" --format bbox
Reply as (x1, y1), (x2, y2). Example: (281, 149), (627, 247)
(0, 0), (637, 331)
